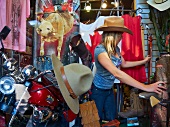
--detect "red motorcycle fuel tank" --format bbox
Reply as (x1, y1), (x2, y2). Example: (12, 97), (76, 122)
(28, 81), (58, 106)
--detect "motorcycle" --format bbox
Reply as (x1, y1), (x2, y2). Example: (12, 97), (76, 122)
(0, 27), (77, 127)
(26, 69), (77, 127)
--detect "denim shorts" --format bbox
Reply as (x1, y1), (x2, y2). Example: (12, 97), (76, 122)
(90, 84), (117, 121)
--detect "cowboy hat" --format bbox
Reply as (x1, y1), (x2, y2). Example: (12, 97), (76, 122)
(147, 0), (170, 11)
(51, 54), (93, 114)
(95, 16), (133, 34)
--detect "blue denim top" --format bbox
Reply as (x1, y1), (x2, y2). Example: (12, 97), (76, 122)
(93, 44), (122, 89)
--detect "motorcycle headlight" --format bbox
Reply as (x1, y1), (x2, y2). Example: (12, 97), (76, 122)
(3, 58), (18, 71)
(0, 76), (16, 94)
(22, 65), (36, 79)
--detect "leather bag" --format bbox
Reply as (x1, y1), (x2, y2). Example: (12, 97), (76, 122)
(79, 101), (100, 127)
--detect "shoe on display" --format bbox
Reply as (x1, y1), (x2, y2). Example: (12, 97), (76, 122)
(118, 88), (144, 118)
(118, 109), (144, 118)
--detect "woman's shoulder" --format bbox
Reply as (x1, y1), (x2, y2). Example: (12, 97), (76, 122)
(95, 44), (106, 55)
(96, 44), (105, 50)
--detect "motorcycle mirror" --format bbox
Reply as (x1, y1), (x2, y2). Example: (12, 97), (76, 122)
(0, 26), (11, 52)
(0, 26), (11, 40)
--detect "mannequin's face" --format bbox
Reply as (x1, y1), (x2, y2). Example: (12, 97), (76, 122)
(116, 33), (123, 45)
(102, 32), (123, 46)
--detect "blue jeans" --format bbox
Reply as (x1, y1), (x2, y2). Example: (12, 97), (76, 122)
(90, 84), (116, 121)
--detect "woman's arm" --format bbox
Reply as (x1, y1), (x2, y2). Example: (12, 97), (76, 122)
(98, 52), (165, 94)
(121, 56), (151, 68)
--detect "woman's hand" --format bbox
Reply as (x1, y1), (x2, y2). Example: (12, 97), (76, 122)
(143, 55), (151, 64)
(146, 81), (167, 94)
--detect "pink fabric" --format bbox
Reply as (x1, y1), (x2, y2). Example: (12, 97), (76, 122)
(5, 0), (13, 49)
(3, 0), (30, 52)
(0, 0), (6, 32)
(121, 14), (147, 82)
(0, 0), (8, 47)
(18, 0), (30, 51)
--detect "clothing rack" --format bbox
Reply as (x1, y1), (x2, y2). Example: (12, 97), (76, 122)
(81, 8), (142, 12)
(81, 7), (143, 20)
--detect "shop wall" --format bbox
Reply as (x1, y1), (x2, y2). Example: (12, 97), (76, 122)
(135, 0), (159, 78)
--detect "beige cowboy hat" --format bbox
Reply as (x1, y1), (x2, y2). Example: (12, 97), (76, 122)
(51, 54), (93, 114)
(147, 0), (170, 11)
(95, 16), (133, 35)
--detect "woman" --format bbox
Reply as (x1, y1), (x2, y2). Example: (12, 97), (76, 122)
(90, 16), (166, 121)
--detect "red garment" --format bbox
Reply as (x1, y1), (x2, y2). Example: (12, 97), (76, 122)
(121, 15), (147, 82)
(85, 31), (102, 62)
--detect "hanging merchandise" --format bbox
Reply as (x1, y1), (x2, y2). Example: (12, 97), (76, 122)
(51, 54), (93, 114)
(20, 54), (32, 68)
(147, 0), (170, 11)
(2, 0), (30, 52)
(36, 56), (53, 72)
(35, 0), (80, 61)
(36, 11), (74, 59)
(69, 33), (93, 68)
(67, 50), (79, 64)
(80, 16), (107, 62)
(121, 14), (147, 83)
(0, 0), (7, 33)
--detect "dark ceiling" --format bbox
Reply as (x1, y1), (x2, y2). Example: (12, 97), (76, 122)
(30, 0), (133, 24)
(80, 0), (134, 23)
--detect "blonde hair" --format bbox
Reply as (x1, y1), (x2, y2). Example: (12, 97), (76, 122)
(101, 32), (122, 58)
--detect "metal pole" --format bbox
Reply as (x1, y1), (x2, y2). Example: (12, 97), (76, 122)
(32, 0), (39, 68)
(116, 0), (119, 16)
(96, 0), (105, 19)
(81, 8), (135, 11)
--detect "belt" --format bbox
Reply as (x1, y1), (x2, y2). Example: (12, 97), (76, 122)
(92, 84), (112, 91)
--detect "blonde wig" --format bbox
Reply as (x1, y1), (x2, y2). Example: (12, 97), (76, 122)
(101, 32), (122, 58)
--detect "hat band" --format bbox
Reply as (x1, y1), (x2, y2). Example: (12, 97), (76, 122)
(60, 67), (77, 99)
(155, 0), (167, 4)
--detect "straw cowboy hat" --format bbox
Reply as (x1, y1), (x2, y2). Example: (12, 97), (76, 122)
(95, 16), (133, 35)
(51, 54), (93, 114)
(147, 0), (170, 11)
